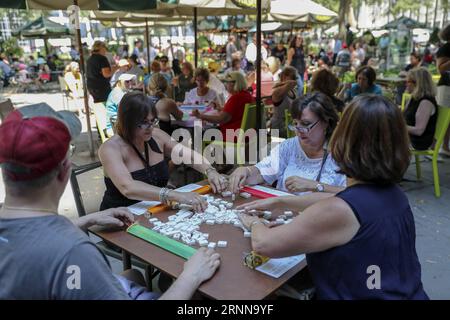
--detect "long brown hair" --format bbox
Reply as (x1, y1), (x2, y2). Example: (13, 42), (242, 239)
(329, 95), (411, 184)
(116, 91), (157, 143)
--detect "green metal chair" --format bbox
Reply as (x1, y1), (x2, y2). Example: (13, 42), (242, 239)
(411, 106), (450, 198)
(401, 92), (411, 112)
(285, 109), (296, 138)
(92, 102), (109, 144)
(203, 103), (258, 166)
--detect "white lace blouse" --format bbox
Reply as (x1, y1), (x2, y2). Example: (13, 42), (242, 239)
(254, 137), (347, 194)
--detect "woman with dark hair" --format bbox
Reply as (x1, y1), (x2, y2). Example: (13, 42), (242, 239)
(173, 61), (196, 103)
(237, 95), (428, 300)
(98, 92), (227, 212)
(147, 73), (183, 136)
(287, 35), (306, 96)
(341, 66), (382, 102)
(228, 92), (346, 195)
(183, 68), (220, 109)
(127, 54), (144, 84)
(310, 69), (345, 112)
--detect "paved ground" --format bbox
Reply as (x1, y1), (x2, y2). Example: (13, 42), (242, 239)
(1, 89), (449, 299)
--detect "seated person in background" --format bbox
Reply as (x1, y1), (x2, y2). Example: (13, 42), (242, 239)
(159, 55), (175, 98)
(0, 104), (220, 300)
(237, 95), (428, 300)
(224, 57), (246, 78)
(266, 56), (282, 81)
(340, 66), (382, 102)
(270, 66), (298, 138)
(64, 62), (83, 99)
(99, 91), (227, 212)
(147, 73), (183, 136)
(110, 59), (130, 87)
(404, 52), (422, 74)
(173, 61), (196, 103)
(183, 68), (221, 110)
(105, 73), (136, 136)
(404, 67), (438, 150)
(127, 54), (145, 86)
(310, 69), (345, 113)
(228, 93), (346, 195)
(207, 62), (227, 107)
(144, 60), (161, 88)
(192, 72), (254, 142)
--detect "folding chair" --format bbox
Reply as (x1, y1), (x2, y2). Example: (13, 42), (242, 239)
(411, 106), (450, 197)
(70, 161), (159, 289)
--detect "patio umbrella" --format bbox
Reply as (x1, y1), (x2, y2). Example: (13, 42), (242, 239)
(268, 0), (337, 23)
(13, 16), (73, 54)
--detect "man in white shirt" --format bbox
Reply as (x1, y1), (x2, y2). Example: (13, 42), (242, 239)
(245, 33), (268, 66)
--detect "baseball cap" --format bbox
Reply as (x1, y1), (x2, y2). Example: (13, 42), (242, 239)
(118, 73), (136, 82)
(0, 103), (82, 181)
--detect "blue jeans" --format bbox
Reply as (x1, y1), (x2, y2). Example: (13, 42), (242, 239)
(297, 74), (304, 97)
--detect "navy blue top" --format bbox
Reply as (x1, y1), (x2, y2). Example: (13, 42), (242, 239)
(306, 184), (428, 300)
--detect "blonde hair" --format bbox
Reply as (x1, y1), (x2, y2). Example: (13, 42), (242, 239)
(228, 71), (248, 92)
(266, 56), (280, 75)
(408, 67), (436, 100)
(147, 73), (168, 97)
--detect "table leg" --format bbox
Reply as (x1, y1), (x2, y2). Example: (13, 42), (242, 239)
(122, 251), (131, 270)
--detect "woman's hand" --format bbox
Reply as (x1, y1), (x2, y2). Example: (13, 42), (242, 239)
(285, 176), (316, 193)
(228, 167), (249, 194)
(238, 212), (264, 230)
(206, 169), (228, 193)
(172, 191), (208, 212)
(235, 197), (280, 211)
(191, 109), (202, 119)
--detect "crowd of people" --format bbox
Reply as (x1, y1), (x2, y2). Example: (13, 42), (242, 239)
(1, 22), (450, 300)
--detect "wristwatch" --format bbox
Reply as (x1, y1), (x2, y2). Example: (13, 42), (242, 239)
(315, 183), (325, 192)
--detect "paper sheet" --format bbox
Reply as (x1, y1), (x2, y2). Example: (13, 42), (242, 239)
(256, 254), (306, 278)
(128, 201), (161, 215)
(175, 183), (203, 193)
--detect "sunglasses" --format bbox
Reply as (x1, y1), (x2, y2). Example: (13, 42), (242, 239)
(288, 119), (320, 134)
(137, 118), (159, 130)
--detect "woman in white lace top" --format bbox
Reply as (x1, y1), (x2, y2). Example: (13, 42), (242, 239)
(228, 92), (346, 195)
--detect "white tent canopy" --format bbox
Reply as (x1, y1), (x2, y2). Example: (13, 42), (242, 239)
(269, 0), (337, 23)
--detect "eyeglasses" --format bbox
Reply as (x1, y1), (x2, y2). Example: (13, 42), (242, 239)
(137, 118), (159, 129)
(406, 79), (416, 84)
(288, 119), (320, 134)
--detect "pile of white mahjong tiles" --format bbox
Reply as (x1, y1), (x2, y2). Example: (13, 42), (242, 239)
(147, 190), (295, 249)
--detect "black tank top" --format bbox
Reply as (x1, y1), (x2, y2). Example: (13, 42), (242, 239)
(403, 96), (437, 150)
(100, 138), (169, 210)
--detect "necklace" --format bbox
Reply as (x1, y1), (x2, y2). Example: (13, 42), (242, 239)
(2, 205), (57, 214)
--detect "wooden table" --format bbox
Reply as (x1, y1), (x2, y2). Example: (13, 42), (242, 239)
(91, 184), (307, 300)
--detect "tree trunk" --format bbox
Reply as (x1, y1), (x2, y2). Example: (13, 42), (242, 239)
(433, 0), (439, 28)
(338, 0), (352, 40)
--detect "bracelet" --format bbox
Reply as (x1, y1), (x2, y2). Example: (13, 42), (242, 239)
(159, 187), (171, 204)
(204, 166), (217, 176)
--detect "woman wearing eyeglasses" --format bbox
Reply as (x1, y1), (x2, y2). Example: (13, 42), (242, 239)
(403, 67), (438, 150)
(99, 91), (227, 213)
(237, 95), (428, 300)
(228, 92), (346, 195)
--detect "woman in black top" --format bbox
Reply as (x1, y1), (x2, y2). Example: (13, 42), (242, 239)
(86, 41), (117, 103)
(99, 92), (226, 212)
(147, 73), (183, 136)
(403, 67), (438, 150)
(287, 35), (306, 81)
(174, 61), (196, 103)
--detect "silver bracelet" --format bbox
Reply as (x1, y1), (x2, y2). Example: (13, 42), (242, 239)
(159, 187), (170, 204)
